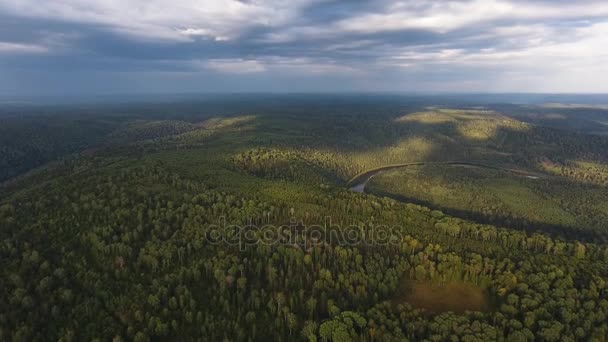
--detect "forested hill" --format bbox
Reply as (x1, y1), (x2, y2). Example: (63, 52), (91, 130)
(1, 97), (608, 341)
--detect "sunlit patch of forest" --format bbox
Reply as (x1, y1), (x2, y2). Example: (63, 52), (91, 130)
(1, 96), (608, 341)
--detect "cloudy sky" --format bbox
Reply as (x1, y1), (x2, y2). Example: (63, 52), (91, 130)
(1, 0), (608, 95)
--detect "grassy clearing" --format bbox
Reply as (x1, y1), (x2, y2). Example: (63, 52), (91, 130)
(395, 281), (490, 314)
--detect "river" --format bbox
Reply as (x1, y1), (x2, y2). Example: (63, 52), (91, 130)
(348, 161), (547, 193)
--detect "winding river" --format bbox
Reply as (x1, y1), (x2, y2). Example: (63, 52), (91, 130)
(347, 161), (547, 193)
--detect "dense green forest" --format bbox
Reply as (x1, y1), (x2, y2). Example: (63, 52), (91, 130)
(367, 164), (608, 242)
(1, 96), (608, 341)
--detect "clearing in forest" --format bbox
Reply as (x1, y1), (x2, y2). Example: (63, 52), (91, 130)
(396, 281), (490, 314)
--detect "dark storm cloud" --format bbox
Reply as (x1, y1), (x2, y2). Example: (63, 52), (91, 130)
(1, 0), (608, 94)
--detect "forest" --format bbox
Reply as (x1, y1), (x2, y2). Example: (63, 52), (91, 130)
(1, 95), (608, 341)
(366, 164), (608, 242)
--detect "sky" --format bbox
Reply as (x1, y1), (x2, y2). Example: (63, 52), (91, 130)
(1, 0), (608, 95)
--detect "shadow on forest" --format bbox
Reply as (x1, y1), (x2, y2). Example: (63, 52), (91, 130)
(254, 100), (607, 175)
(490, 103), (608, 136)
(369, 188), (608, 244)
(223, 103), (608, 244)
(233, 99), (608, 244)
(3, 95), (608, 244)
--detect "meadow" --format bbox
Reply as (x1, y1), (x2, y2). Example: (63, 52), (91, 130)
(395, 281), (490, 314)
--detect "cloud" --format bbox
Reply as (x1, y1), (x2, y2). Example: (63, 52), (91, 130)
(199, 56), (363, 75)
(0, 41), (48, 54)
(384, 21), (608, 68)
(179, 28), (229, 42)
(0, 0), (319, 42)
(270, 57), (363, 75)
(202, 59), (267, 74)
(1, 0), (608, 93)
(335, 0), (608, 34)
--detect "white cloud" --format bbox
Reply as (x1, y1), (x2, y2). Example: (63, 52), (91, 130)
(0, 0), (319, 42)
(179, 28), (214, 38)
(2, 0), (608, 92)
(436, 21), (607, 67)
(198, 56), (363, 75)
(0, 41), (48, 54)
(202, 59), (267, 74)
(374, 20), (608, 92)
(336, 0), (608, 34)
